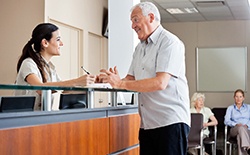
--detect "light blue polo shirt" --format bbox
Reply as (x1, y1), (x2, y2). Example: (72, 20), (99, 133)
(128, 25), (190, 129)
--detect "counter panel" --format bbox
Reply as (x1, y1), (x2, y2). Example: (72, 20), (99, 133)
(0, 117), (109, 155)
(109, 113), (140, 153)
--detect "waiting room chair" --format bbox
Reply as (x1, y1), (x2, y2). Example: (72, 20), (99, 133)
(211, 108), (227, 133)
(212, 107), (227, 154)
(224, 125), (237, 155)
(203, 125), (217, 155)
(188, 113), (204, 155)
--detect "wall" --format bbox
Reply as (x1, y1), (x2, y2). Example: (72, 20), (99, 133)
(45, 0), (108, 71)
(109, 0), (139, 78)
(162, 20), (250, 108)
(0, 0), (44, 85)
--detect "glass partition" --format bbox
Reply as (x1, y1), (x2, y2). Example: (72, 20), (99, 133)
(0, 84), (135, 112)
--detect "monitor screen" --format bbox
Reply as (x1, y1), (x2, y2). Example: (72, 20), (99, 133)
(59, 93), (87, 110)
(0, 96), (35, 113)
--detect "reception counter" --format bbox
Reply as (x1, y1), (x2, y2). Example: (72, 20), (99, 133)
(0, 106), (140, 155)
(0, 84), (140, 155)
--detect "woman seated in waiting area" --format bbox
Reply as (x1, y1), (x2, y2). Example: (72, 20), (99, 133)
(224, 89), (250, 155)
(189, 92), (218, 155)
(14, 23), (96, 110)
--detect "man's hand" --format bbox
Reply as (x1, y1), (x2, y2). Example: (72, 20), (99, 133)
(99, 66), (123, 89)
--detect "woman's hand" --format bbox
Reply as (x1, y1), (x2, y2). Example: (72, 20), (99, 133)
(203, 123), (209, 128)
(76, 74), (96, 86)
(95, 74), (106, 83)
(236, 124), (248, 128)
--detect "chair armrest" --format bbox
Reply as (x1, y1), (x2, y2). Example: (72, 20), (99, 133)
(225, 125), (228, 140)
(214, 125), (217, 141)
(200, 127), (204, 153)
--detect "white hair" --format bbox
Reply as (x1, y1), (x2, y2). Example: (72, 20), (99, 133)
(190, 92), (205, 108)
(131, 2), (161, 22)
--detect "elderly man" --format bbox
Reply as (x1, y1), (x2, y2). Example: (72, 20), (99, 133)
(100, 2), (190, 155)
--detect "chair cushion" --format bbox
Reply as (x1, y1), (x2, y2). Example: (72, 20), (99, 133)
(188, 141), (202, 148)
(203, 137), (215, 144)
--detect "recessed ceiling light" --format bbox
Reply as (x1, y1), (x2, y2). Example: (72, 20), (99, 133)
(166, 8), (184, 14)
(166, 8), (198, 14)
(184, 8), (198, 13)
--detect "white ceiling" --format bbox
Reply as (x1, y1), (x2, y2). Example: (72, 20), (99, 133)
(141, 0), (250, 23)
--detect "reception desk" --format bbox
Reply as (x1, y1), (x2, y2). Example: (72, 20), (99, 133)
(0, 84), (140, 155)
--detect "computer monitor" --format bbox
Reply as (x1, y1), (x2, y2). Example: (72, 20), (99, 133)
(0, 96), (35, 112)
(59, 93), (87, 110)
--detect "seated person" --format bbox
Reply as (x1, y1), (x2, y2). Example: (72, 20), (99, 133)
(14, 23), (96, 110)
(189, 92), (218, 155)
(224, 89), (250, 155)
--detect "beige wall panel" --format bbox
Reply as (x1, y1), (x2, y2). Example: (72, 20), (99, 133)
(0, 0), (44, 95)
(197, 21), (246, 47)
(88, 33), (108, 107)
(45, 0), (107, 36)
(50, 21), (80, 80)
(0, 0), (44, 83)
(45, 0), (108, 83)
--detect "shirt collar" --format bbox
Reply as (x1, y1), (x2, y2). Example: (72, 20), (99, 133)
(40, 55), (55, 70)
(40, 55), (49, 64)
(141, 25), (163, 45)
(233, 103), (246, 108)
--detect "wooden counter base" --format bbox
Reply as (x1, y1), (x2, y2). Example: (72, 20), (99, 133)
(0, 110), (140, 155)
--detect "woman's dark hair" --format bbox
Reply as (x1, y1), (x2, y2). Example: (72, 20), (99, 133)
(234, 89), (245, 97)
(17, 23), (59, 82)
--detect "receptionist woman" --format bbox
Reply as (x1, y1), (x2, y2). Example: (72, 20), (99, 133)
(14, 23), (96, 110)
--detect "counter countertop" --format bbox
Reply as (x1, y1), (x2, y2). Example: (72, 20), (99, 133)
(0, 105), (138, 129)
